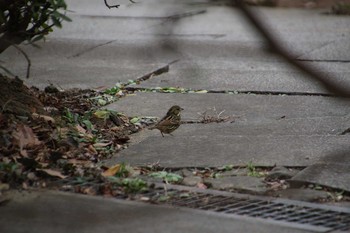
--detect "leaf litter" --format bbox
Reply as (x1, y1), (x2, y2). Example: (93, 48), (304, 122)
(0, 85), (153, 196)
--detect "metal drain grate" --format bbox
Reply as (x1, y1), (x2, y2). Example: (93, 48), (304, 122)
(123, 185), (350, 232)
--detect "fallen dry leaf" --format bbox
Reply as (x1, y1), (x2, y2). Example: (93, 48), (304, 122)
(37, 168), (67, 179)
(196, 182), (207, 189)
(32, 113), (55, 123)
(81, 186), (97, 196)
(87, 144), (97, 154)
(55, 127), (69, 139)
(75, 124), (86, 134)
(67, 159), (91, 165)
(20, 149), (28, 157)
(102, 164), (121, 177)
(12, 123), (41, 150)
(22, 182), (29, 190)
(93, 142), (112, 148)
(75, 124), (94, 140)
(38, 162), (49, 168)
(93, 86), (108, 91)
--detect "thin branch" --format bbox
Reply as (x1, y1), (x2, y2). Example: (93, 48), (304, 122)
(11, 44), (31, 79)
(104, 0), (136, 9)
(25, 23), (55, 37)
(234, 0), (350, 98)
(104, 0), (120, 9)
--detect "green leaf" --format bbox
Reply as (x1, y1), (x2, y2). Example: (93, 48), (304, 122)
(149, 171), (165, 178)
(165, 173), (182, 182)
(179, 193), (190, 198)
(51, 16), (62, 28)
(104, 86), (120, 95)
(130, 117), (140, 124)
(127, 80), (137, 85)
(93, 110), (110, 119)
(63, 108), (78, 123)
(114, 163), (131, 178)
(149, 171), (183, 183)
(121, 178), (147, 193)
(58, 13), (72, 22)
(97, 99), (107, 106)
(30, 34), (45, 43)
(53, 11), (72, 22)
(157, 195), (170, 202)
(82, 120), (94, 131)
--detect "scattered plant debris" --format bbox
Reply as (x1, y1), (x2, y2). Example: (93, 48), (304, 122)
(1, 78), (349, 204)
(198, 107), (235, 123)
(0, 85), (146, 193)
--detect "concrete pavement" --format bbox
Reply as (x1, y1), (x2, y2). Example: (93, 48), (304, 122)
(0, 190), (322, 233)
(1, 0), (350, 232)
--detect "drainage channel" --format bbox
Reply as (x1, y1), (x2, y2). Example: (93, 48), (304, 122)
(116, 184), (350, 232)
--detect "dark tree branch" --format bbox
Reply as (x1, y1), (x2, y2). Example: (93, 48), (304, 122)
(26, 2), (51, 36)
(234, 0), (350, 98)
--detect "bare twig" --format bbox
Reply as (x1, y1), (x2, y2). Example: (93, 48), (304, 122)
(104, 0), (120, 9)
(234, 0), (350, 98)
(198, 107), (233, 123)
(10, 44), (31, 79)
(104, 0), (137, 9)
(135, 59), (179, 83)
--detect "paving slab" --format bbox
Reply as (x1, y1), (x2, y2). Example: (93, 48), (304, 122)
(107, 93), (350, 122)
(0, 190), (317, 233)
(49, 13), (199, 41)
(291, 162), (350, 192)
(291, 152), (350, 191)
(1, 39), (170, 89)
(105, 92), (350, 167)
(105, 134), (350, 167)
(289, 150), (350, 191)
(4, 37), (349, 90)
(3, 2), (349, 91)
(1, 0), (350, 231)
(65, 0), (194, 18)
(276, 189), (330, 202)
(165, 6), (350, 44)
(177, 118), (349, 136)
(135, 59), (350, 93)
(299, 39), (350, 61)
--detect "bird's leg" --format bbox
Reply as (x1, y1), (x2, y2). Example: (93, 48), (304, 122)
(161, 132), (164, 137)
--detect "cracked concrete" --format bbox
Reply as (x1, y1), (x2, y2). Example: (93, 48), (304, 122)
(2, 0), (350, 231)
(101, 3), (350, 193)
(1, 0), (349, 191)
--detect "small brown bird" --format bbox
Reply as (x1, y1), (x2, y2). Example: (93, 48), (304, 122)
(149, 105), (184, 137)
